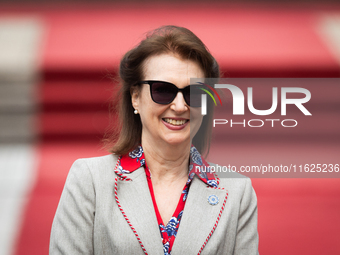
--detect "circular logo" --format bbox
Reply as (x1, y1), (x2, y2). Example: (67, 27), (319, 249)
(208, 195), (219, 205)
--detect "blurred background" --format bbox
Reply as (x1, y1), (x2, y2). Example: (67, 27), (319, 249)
(0, 0), (339, 254)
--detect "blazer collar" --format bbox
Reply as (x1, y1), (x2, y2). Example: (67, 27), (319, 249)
(171, 176), (228, 254)
(118, 145), (218, 188)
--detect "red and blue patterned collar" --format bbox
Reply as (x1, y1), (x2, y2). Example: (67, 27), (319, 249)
(117, 145), (218, 188)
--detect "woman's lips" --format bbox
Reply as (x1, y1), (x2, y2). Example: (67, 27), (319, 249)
(162, 118), (189, 130)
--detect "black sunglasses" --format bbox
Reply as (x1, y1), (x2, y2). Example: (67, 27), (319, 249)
(139, 80), (204, 107)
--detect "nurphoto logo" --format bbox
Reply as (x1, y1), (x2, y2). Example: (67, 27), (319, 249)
(196, 80), (312, 128)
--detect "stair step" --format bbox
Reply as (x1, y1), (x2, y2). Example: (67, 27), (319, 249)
(39, 79), (117, 110)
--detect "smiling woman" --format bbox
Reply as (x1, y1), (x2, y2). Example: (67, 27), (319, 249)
(49, 25), (259, 255)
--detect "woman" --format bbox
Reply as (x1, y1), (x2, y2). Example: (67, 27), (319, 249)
(50, 25), (259, 255)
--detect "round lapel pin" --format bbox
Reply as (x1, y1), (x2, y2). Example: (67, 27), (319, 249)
(208, 195), (219, 205)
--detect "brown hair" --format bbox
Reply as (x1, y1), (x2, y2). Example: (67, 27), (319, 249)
(106, 25), (220, 156)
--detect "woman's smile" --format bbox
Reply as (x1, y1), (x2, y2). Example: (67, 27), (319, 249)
(162, 118), (189, 130)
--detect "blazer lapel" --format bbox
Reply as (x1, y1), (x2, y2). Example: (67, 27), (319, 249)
(171, 176), (228, 255)
(115, 167), (164, 255)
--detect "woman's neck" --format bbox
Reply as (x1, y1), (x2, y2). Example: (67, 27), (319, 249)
(141, 139), (190, 185)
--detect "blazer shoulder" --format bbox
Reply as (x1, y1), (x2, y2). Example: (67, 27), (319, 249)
(75, 154), (119, 169)
(69, 154), (120, 183)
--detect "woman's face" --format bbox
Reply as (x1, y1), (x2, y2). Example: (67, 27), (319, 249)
(131, 53), (204, 148)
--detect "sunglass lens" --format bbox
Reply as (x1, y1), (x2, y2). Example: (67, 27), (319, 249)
(151, 82), (177, 104)
(188, 85), (203, 107)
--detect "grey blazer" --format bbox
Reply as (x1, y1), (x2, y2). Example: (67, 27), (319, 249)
(49, 154), (259, 255)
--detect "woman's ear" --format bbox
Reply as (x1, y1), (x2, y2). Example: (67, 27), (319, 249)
(130, 86), (139, 109)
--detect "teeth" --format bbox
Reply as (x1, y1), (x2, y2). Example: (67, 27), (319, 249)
(164, 118), (187, 126)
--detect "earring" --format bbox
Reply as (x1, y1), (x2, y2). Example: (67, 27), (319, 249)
(134, 109), (138, 114)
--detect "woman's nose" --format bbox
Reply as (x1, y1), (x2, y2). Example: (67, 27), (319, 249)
(170, 92), (188, 112)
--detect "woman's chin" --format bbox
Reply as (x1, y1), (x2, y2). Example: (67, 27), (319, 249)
(161, 135), (191, 147)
